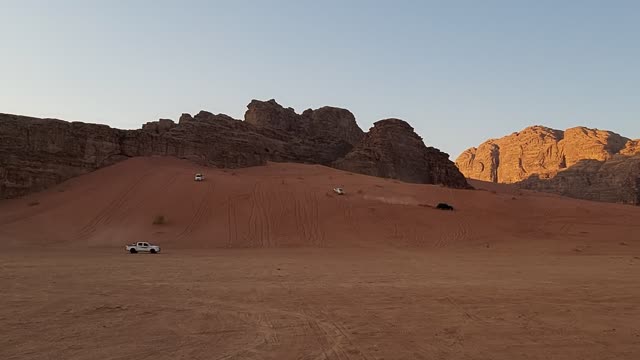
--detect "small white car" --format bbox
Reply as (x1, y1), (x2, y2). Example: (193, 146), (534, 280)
(126, 242), (161, 254)
(333, 187), (344, 195)
(194, 173), (204, 181)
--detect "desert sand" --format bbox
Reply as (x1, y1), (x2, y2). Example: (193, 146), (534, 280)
(1, 157), (639, 359)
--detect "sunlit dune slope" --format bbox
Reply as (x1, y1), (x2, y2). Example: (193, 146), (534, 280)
(0, 157), (638, 251)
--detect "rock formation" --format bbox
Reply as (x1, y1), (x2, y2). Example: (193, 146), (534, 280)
(0, 112), (271, 199)
(244, 99), (363, 146)
(244, 99), (364, 165)
(517, 154), (640, 205)
(0, 99), (469, 199)
(334, 119), (470, 188)
(621, 139), (640, 156)
(456, 125), (640, 205)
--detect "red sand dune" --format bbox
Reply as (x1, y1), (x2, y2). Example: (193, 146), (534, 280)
(1, 156), (638, 252)
(3, 157), (640, 359)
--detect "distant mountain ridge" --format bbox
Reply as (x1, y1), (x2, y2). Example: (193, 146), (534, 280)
(456, 125), (640, 205)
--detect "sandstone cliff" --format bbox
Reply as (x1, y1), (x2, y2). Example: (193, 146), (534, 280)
(456, 125), (640, 205)
(0, 112), (272, 198)
(0, 100), (468, 199)
(334, 119), (470, 188)
(244, 99), (364, 165)
(517, 154), (640, 205)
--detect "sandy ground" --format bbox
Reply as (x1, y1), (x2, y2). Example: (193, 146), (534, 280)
(2, 249), (639, 359)
(1, 157), (640, 359)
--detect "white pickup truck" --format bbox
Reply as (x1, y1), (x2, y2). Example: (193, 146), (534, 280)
(126, 242), (161, 254)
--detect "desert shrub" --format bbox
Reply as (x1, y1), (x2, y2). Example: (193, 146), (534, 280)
(152, 215), (166, 225)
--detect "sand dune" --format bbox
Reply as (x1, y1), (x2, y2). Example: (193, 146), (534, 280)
(1, 156), (638, 252)
(2, 157), (640, 359)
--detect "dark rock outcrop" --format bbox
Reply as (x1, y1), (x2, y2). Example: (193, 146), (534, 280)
(1, 100), (469, 199)
(244, 99), (364, 164)
(0, 112), (274, 198)
(333, 119), (470, 188)
(0, 115), (127, 199)
(141, 119), (176, 135)
(245, 99), (300, 132)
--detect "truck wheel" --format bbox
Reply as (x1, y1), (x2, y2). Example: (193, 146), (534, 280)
(150, 249), (156, 254)
(130, 248), (137, 254)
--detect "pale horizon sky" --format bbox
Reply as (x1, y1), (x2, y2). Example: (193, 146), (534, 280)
(1, 0), (639, 158)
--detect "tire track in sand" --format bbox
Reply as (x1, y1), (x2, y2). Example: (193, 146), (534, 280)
(309, 192), (323, 247)
(256, 182), (274, 247)
(246, 182), (273, 247)
(202, 291), (373, 360)
(226, 196), (238, 247)
(442, 296), (489, 325)
(113, 171), (181, 225)
(434, 214), (470, 248)
(176, 181), (216, 240)
(299, 306), (372, 360)
(294, 192), (323, 247)
(74, 169), (152, 241)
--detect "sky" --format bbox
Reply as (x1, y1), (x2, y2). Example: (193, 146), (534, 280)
(1, 0), (639, 158)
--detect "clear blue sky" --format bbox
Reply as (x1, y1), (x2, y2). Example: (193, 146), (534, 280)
(1, 0), (638, 158)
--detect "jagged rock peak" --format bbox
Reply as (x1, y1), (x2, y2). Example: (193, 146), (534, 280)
(244, 98), (364, 146)
(333, 118), (470, 188)
(178, 113), (193, 124)
(193, 111), (238, 122)
(141, 118), (176, 135)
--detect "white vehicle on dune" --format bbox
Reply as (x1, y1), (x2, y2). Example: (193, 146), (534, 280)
(126, 242), (161, 254)
(194, 173), (204, 181)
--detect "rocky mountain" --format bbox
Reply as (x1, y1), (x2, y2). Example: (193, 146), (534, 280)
(517, 154), (640, 205)
(245, 99), (364, 147)
(334, 119), (470, 188)
(0, 99), (467, 199)
(456, 125), (640, 205)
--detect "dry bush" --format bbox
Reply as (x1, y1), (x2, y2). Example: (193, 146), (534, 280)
(152, 215), (166, 225)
